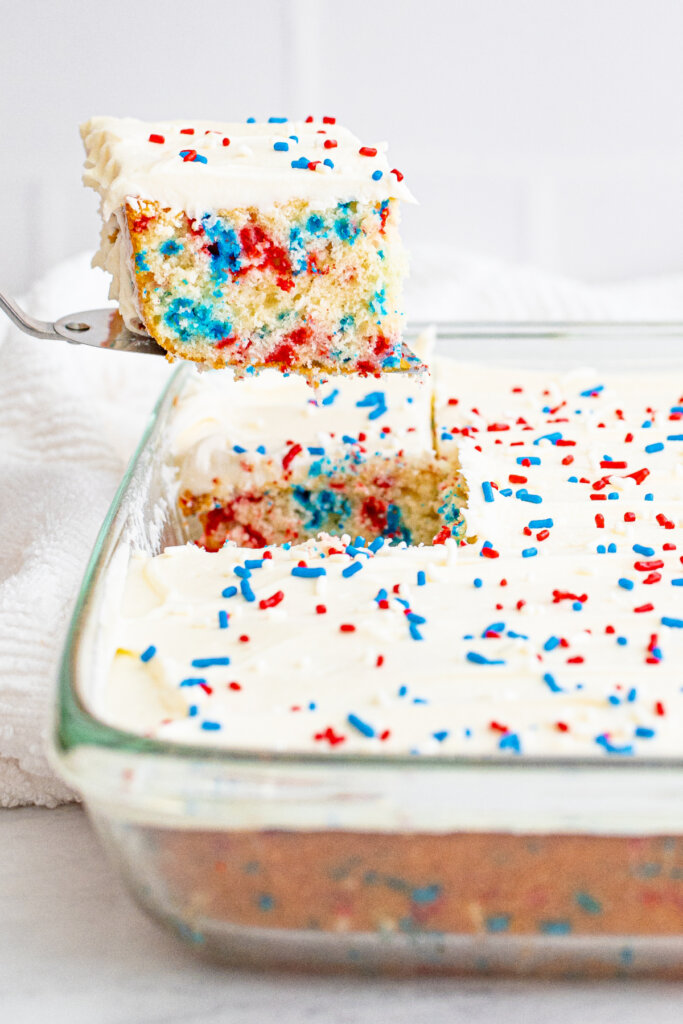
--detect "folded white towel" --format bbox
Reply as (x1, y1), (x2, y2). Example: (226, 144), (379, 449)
(1, 249), (682, 806)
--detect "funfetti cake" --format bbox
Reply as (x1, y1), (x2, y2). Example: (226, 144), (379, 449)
(81, 116), (416, 379)
(101, 357), (683, 759)
(172, 364), (465, 551)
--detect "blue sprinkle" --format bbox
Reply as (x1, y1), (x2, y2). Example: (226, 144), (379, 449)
(398, 685), (408, 697)
(667, 433), (683, 441)
(483, 621), (505, 635)
(482, 481), (494, 503)
(180, 678), (206, 687)
(540, 920), (572, 935)
(376, 588), (388, 602)
(268, 116), (288, 123)
(201, 721), (222, 731)
(608, 695), (621, 706)
(188, 705), (198, 717)
(499, 733), (521, 754)
(323, 158), (334, 168)
(662, 616), (683, 629)
(140, 645), (156, 662)
(608, 492), (619, 499)
(221, 586), (238, 599)
(291, 566), (326, 578)
(522, 547), (538, 558)
(232, 444), (246, 453)
(635, 727), (655, 739)
(245, 559), (264, 569)
(321, 388), (339, 406)
(579, 384), (604, 397)
(191, 657), (230, 668)
(308, 446), (325, 455)
(499, 488), (513, 496)
(409, 623), (424, 641)
(246, 117), (256, 123)
(651, 647), (663, 659)
(627, 688), (637, 702)
(234, 565), (251, 579)
(371, 170), (382, 180)
(407, 613), (427, 625)
(466, 652), (505, 666)
(417, 571), (426, 587)
(369, 537), (384, 553)
(568, 476), (578, 483)
(595, 734), (634, 755)
(291, 156), (309, 169)
(529, 518), (553, 529)
(618, 578), (634, 590)
(543, 636), (560, 651)
(642, 420), (652, 428)
(572, 601), (583, 611)
(273, 141), (289, 151)
(308, 702), (316, 711)
(617, 636), (628, 646)
(218, 610), (229, 629)
(543, 672), (562, 693)
(240, 579), (255, 602)
(486, 915), (510, 933)
(633, 544), (655, 556)
(644, 493), (654, 501)
(473, 578), (483, 588)
(347, 713), (375, 738)
(597, 544), (606, 554)
(672, 579), (683, 587)
(645, 442), (664, 454)
(516, 456), (540, 465)
(342, 434), (358, 445)
(256, 445), (266, 455)
(193, 154), (207, 164)
(608, 543), (617, 553)
(533, 432), (563, 445)
(342, 561), (363, 578)
(516, 490), (543, 504)
(432, 731), (449, 743)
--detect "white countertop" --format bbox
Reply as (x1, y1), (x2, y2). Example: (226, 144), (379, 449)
(2, 806), (681, 1024)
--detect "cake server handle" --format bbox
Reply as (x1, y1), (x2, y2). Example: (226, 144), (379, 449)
(0, 290), (166, 355)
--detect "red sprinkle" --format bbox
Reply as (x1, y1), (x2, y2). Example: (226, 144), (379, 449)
(315, 604), (327, 615)
(376, 655), (385, 668)
(624, 512), (636, 522)
(322, 116), (336, 124)
(323, 139), (337, 149)
(481, 547), (500, 559)
(180, 128), (195, 135)
(314, 726), (345, 746)
(259, 590), (284, 609)
(595, 514), (605, 529)
(390, 168), (404, 181)
(148, 133), (165, 144)
(181, 149), (198, 162)
(655, 701), (666, 716)
(556, 722), (570, 732)
(222, 137), (231, 146)
(359, 146), (377, 157)
(489, 721), (508, 733)
(282, 443), (303, 472)
(633, 603), (655, 614)
(228, 681), (241, 691)
(239, 634), (250, 643)
(340, 624), (356, 633)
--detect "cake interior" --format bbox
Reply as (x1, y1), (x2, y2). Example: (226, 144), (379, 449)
(124, 196), (407, 374)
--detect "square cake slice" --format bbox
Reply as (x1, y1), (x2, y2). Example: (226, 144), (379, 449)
(81, 116), (416, 378)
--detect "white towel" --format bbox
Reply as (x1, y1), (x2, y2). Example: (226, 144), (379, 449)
(2, 249), (683, 806)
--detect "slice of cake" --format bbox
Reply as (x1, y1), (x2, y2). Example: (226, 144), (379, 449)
(81, 116), (416, 378)
(171, 363), (466, 550)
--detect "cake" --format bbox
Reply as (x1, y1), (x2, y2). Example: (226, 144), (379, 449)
(99, 357), (683, 759)
(171, 356), (465, 551)
(81, 116), (416, 378)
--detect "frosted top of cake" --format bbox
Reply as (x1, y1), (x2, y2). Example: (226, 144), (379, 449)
(81, 116), (415, 220)
(99, 359), (683, 759)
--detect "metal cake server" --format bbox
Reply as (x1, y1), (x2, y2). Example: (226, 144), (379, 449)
(0, 290), (166, 355)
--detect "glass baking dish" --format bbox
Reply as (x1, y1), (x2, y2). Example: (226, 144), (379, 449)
(51, 323), (683, 978)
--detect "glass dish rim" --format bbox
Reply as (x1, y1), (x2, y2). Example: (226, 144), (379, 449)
(54, 320), (683, 775)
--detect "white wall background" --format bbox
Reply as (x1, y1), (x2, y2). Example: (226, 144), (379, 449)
(1, 0), (683, 295)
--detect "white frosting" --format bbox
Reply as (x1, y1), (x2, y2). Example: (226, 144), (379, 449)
(99, 358), (683, 759)
(81, 116), (415, 222)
